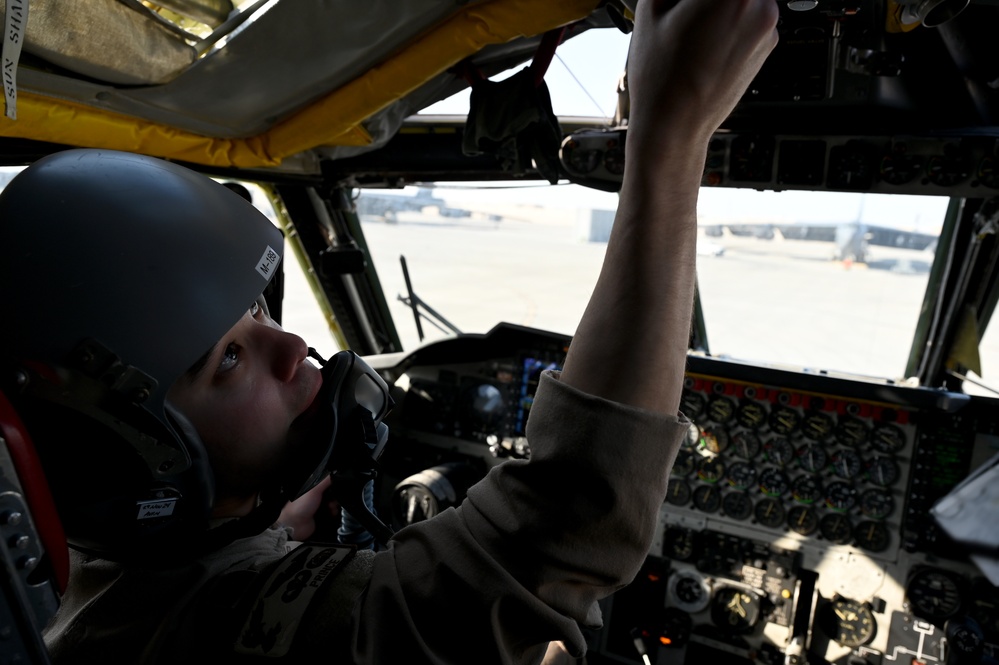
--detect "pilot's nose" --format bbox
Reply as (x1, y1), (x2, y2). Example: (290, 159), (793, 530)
(264, 326), (309, 383)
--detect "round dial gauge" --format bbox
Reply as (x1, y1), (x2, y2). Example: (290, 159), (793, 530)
(821, 598), (876, 647)
(722, 491), (754, 521)
(819, 512), (853, 545)
(672, 450), (695, 477)
(859, 488), (895, 520)
(684, 423), (701, 449)
(906, 568), (964, 622)
(824, 481), (858, 512)
(669, 569), (712, 613)
(693, 484), (722, 513)
(792, 474), (823, 505)
(603, 146), (626, 176)
(563, 145), (602, 174)
(835, 416), (869, 448)
(871, 423), (906, 454)
(754, 497), (786, 528)
(831, 449), (863, 479)
(787, 505), (819, 536)
(697, 457), (726, 484)
(854, 520), (890, 553)
(681, 390), (706, 419)
(731, 431), (762, 459)
(880, 152), (923, 185)
(770, 405), (801, 435)
(796, 443), (829, 473)
(667, 478), (692, 506)
(711, 587), (762, 633)
(663, 527), (697, 561)
(737, 401), (768, 430)
(866, 456), (899, 487)
(802, 411), (835, 441)
(765, 438), (795, 466)
(699, 428), (730, 454)
(706, 395), (736, 424)
(759, 467), (791, 497)
(726, 461), (758, 490)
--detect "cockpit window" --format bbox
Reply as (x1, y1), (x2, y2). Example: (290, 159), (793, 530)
(356, 184), (957, 385)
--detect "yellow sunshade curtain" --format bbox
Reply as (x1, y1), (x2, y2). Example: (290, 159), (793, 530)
(0, 0), (602, 168)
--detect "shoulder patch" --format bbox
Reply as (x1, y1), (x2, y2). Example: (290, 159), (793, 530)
(234, 543), (355, 657)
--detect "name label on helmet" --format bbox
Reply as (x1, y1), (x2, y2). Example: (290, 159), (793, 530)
(256, 246), (281, 280)
(135, 499), (177, 520)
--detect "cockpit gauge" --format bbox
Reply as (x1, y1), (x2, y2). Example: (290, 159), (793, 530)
(802, 411), (834, 441)
(711, 587), (762, 633)
(697, 457), (726, 483)
(945, 616), (986, 663)
(796, 443), (829, 473)
(759, 467), (791, 497)
(834, 416), (869, 448)
(831, 449), (863, 479)
(663, 527), (698, 561)
(754, 497), (786, 528)
(672, 450), (695, 477)
(820, 598), (876, 647)
(722, 491), (754, 521)
(706, 395), (736, 424)
(726, 461), (757, 490)
(927, 152), (971, 187)
(853, 520), (890, 553)
(770, 405), (801, 435)
(865, 456), (899, 487)
(684, 422), (701, 449)
(819, 512), (853, 545)
(859, 488), (894, 520)
(698, 427), (730, 454)
(561, 140), (602, 174)
(824, 481), (858, 512)
(731, 431), (762, 459)
(871, 423), (906, 454)
(667, 478), (692, 506)
(787, 505), (820, 536)
(792, 474), (823, 504)
(603, 145), (626, 176)
(880, 151), (924, 186)
(977, 155), (999, 189)
(737, 401), (768, 430)
(765, 437), (795, 466)
(693, 484), (722, 513)
(681, 390), (706, 419)
(906, 567), (965, 623)
(668, 569), (712, 613)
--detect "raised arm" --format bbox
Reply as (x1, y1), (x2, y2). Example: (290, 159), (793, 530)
(559, 0), (779, 415)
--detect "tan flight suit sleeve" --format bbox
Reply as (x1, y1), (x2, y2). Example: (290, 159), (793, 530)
(343, 370), (689, 663)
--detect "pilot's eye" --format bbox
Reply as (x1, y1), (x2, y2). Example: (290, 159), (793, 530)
(249, 300), (260, 317)
(219, 343), (239, 373)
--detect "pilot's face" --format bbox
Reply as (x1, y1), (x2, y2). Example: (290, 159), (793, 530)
(167, 302), (323, 516)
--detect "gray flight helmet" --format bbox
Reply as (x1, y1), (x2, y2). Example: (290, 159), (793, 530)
(0, 149), (284, 562)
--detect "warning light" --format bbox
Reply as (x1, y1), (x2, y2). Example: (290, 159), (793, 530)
(659, 636), (673, 646)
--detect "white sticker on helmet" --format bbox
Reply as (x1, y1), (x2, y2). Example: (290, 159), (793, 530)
(136, 500), (177, 520)
(256, 245), (281, 280)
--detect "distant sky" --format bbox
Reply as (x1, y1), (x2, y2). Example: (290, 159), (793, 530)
(420, 27), (632, 118)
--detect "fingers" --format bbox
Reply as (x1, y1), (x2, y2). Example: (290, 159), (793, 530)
(627, 0), (779, 148)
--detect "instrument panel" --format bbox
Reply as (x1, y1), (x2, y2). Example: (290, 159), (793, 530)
(368, 323), (999, 665)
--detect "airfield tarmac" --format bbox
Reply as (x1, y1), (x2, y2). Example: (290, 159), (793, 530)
(281, 209), (998, 396)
